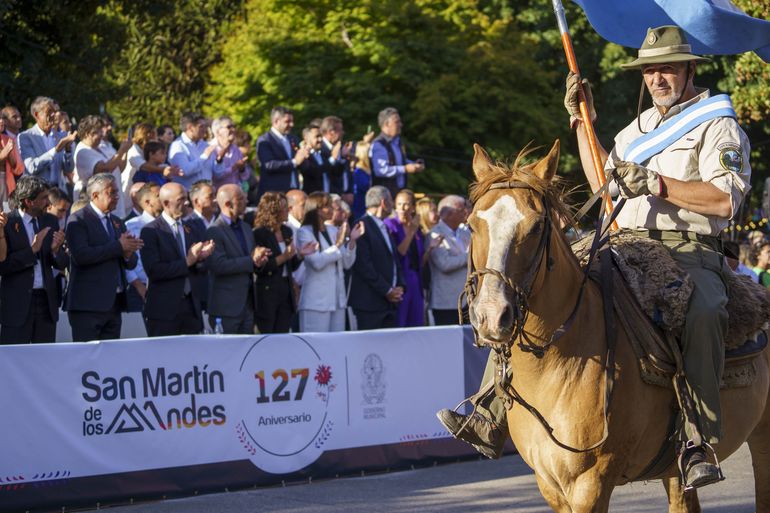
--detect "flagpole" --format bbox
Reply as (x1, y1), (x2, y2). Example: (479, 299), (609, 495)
(551, 0), (617, 229)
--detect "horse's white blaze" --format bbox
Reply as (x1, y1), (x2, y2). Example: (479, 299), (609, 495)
(477, 195), (525, 273)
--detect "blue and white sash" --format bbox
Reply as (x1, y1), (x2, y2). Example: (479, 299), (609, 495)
(623, 94), (736, 164)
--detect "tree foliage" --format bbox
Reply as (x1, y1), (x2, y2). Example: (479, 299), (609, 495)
(100, 0), (243, 130)
(206, 0), (567, 193)
(0, 0), (768, 201)
(0, 0), (119, 119)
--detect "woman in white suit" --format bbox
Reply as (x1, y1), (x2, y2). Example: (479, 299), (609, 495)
(297, 192), (364, 332)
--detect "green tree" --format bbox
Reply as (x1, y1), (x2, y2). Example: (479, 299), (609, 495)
(207, 0), (566, 194)
(0, 0), (120, 123)
(100, 0), (243, 130)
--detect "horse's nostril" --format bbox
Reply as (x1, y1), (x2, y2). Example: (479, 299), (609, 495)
(498, 304), (513, 329)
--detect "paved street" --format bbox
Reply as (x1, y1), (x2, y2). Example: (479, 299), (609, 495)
(104, 444), (755, 512)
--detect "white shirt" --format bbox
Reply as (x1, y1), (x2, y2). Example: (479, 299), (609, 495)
(162, 212), (187, 253)
(19, 210), (43, 289)
(98, 139), (117, 160)
(287, 214), (301, 232)
(74, 143), (126, 215)
(168, 133), (214, 189)
(122, 144), (145, 215)
(193, 210), (215, 230)
(125, 211), (156, 285)
(286, 215), (305, 286)
(271, 127), (293, 160)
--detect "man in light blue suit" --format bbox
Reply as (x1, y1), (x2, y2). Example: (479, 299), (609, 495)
(17, 97), (76, 188)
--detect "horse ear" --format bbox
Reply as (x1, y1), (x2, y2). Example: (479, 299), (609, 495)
(532, 139), (560, 182)
(472, 143), (495, 181)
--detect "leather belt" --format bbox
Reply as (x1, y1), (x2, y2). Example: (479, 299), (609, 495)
(641, 230), (722, 252)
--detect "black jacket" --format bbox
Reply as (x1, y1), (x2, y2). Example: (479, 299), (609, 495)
(0, 211), (68, 326)
(64, 205), (138, 312)
(349, 215), (405, 313)
(140, 216), (207, 321)
(253, 225), (300, 310)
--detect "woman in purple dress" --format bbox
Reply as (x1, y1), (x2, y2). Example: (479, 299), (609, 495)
(384, 189), (440, 327)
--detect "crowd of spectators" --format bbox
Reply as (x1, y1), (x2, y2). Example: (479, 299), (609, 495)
(725, 230), (770, 286)
(0, 97), (473, 343)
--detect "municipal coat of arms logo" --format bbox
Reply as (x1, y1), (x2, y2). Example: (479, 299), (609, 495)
(361, 353), (386, 405)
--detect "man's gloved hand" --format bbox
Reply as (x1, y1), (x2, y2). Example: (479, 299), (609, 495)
(564, 71), (596, 127)
(612, 161), (663, 198)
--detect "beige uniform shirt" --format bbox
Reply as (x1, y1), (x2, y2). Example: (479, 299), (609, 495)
(606, 89), (751, 236)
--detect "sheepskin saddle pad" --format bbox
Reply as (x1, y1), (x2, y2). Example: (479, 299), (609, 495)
(571, 230), (770, 354)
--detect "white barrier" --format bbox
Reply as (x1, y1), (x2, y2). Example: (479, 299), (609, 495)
(0, 326), (484, 511)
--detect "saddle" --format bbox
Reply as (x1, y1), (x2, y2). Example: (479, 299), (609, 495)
(572, 230), (769, 390)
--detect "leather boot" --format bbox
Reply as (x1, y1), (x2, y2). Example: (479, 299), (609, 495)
(436, 409), (505, 459)
(680, 445), (723, 489)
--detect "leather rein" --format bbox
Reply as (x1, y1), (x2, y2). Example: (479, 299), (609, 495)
(460, 179), (622, 453)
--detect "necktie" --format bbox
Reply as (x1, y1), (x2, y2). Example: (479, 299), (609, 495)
(175, 222), (192, 295)
(31, 217), (41, 261)
(104, 215), (116, 239)
(174, 222), (186, 258)
(104, 215), (123, 292)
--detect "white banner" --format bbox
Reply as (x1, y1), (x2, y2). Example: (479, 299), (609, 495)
(0, 327), (465, 481)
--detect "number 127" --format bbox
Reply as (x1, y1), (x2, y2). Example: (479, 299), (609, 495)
(254, 368), (309, 403)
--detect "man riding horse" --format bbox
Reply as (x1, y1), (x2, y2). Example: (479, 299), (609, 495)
(438, 25), (751, 490)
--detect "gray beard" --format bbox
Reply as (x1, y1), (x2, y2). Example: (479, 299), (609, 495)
(652, 94), (680, 108)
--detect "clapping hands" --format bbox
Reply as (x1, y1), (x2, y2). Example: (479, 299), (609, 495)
(119, 231), (144, 259)
(187, 240), (216, 266)
(252, 246), (271, 267)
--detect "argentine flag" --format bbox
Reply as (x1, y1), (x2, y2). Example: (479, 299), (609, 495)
(572, 0), (770, 62)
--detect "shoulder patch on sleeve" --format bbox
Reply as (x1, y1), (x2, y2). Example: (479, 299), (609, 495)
(718, 143), (743, 173)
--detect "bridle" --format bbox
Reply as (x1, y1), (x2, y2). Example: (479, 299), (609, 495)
(459, 178), (622, 453)
(460, 181), (556, 358)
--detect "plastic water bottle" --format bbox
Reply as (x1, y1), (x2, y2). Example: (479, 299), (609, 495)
(214, 318), (224, 335)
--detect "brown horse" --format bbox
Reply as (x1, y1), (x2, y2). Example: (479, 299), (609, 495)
(465, 140), (770, 513)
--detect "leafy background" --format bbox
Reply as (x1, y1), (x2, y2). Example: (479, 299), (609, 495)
(1, 0), (768, 214)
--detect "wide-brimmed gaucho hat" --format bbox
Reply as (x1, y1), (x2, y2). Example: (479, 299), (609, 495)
(621, 25), (712, 70)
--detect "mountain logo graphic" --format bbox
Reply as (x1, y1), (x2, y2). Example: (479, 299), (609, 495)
(105, 403), (157, 434)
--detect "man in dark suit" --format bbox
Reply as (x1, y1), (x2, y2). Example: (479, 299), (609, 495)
(320, 116), (354, 206)
(349, 185), (405, 330)
(298, 124), (331, 194)
(206, 184), (270, 334)
(256, 106), (310, 200)
(140, 183), (215, 336)
(0, 176), (68, 343)
(65, 173), (143, 342)
(186, 179), (217, 312)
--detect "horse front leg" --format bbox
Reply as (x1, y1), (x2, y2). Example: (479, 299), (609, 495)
(663, 476), (701, 513)
(560, 471), (613, 513)
(535, 474), (573, 513)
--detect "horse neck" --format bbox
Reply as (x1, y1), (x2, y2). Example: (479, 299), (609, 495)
(518, 224), (603, 357)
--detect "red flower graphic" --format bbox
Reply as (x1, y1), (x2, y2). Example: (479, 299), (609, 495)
(315, 365), (332, 386)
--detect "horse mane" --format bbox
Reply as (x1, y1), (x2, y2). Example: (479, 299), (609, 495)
(469, 145), (576, 230)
